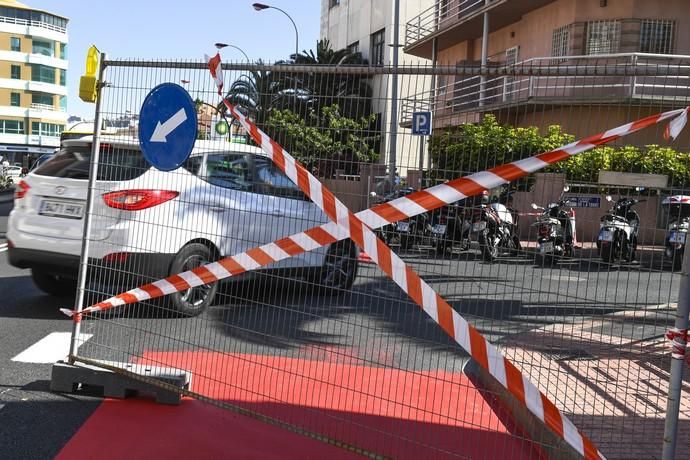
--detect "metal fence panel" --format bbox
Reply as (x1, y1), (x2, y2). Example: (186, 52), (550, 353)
(61, 58), (690, 459)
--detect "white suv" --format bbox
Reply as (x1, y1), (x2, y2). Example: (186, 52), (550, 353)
(7, 136), (358, 315)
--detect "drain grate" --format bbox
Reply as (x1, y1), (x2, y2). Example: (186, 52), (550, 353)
(542, 348), (596, 362)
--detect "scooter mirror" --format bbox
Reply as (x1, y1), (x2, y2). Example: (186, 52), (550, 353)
(563, 186), (570, 192)
(531, 203), (539, 209)
(606, 195), (613, 202)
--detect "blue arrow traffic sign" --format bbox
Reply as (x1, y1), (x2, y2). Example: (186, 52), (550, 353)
(138, 83), (198, 171)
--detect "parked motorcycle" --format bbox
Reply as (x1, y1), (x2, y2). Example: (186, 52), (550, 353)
(471, 192), (521, 262)
(661, 195), (690, 271)
(597, 195), (644, 263)
(531, 186), (577, 265)
(370, 187), (431, 250)
(431, 201), (471, 256)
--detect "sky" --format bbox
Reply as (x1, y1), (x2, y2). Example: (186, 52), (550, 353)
(27, 0), (321, 119)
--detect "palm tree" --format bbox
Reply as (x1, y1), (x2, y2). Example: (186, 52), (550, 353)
(292, 39), (372, 120)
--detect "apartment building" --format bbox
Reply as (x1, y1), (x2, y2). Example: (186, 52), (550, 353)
(403, 0), (690, 145)
(0, 0), (68, 167)
(321, 0), (435, 175)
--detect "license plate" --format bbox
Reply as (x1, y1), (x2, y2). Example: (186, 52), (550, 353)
(540, 242), (554, 254)
(39, 199), (84, 219)
(396, 221), (410, 232)
(599, 230), (614, 242)
(472, 221), (487, 232)
(670, 231), (686, 244)
(432, 224), (447, 235)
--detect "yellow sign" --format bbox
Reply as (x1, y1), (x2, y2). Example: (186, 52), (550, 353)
(79, 45), (100, 103)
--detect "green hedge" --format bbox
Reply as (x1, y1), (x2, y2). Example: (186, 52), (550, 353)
(429, 115), (690, 187)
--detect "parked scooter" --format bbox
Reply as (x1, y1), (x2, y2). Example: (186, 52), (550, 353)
(370, 187), (431, 250)
(431, 200), (471, 256)
(531, 186), (577, 265)
(472, 191), (521, 262)
(597, 195), (644, 263)
(661, 195), (690, 270)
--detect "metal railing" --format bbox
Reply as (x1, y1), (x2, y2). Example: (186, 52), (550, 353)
(405, 0), (498, 47)
(0, 15), (67, 34)
(30, 102), (65, 112)
(400, 52), (690, 124)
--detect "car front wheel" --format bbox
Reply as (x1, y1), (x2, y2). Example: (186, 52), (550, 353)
(169, 243), (218, 317)
(317, 240), (358, 293)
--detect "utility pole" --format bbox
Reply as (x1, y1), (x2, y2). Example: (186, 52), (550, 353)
(388, 0), (400, 184)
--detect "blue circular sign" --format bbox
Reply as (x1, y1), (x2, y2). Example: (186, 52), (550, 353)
(138, 83), (198, 171)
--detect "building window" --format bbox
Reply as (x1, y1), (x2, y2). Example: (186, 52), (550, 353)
(10, 37), (20, 51)
(32, 39), (54, 57)
(329, 0), (339, 7)
(551, 25), (570, 58)
(32, 93), (53, 106)
(640, 19), (674, 54)
(0, 120), (25, 134)
(59, 95), (66, 111)
(11, 65), (21, 79)
(32, 122), (63, 137)
(10, 93), (20, 107)
(370, 28), (385, 66)
(347, 41), (359, 55)
(30, 64), (56, 84)
(59, 69), (66, 86)
(60, 43), (67, 59)
(586, 20), (620, 55)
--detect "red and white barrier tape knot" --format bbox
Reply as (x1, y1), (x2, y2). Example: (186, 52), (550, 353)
(665, 327), (689, 363)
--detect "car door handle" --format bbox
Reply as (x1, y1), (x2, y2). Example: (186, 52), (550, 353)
(209, 206), (226, 213)
(270, 209), (284, 216)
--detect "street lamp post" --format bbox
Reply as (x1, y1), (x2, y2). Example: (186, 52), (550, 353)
(214, 43), (250, 63)
(252, 3), (299, 60)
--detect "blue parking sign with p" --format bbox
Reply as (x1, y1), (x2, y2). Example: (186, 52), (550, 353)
(412, 111), (432, 135)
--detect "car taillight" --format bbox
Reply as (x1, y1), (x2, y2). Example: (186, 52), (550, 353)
(102, 252), (129, 263)
(102, 189), (179, 210)
(14, 180), (29, 200)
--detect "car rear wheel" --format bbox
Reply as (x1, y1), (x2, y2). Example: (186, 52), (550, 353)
(317, 240), (358, 294)
(31, 270), (76, 296)
(169, 243), (218, 317)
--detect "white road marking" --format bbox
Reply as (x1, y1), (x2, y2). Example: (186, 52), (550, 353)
(11, 332), (92, 364)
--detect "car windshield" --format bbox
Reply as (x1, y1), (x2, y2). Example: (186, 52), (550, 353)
(33, 144), (150, 181)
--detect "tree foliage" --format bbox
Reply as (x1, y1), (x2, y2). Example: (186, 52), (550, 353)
(265, 104), (379, 176)
(429, 115), (690, 187)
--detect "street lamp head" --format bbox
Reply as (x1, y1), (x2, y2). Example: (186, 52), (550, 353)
(214, 43), (229, 49)
(252, 3), (270, 11)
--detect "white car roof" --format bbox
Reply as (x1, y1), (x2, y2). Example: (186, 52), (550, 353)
(61, 135), (267, 158)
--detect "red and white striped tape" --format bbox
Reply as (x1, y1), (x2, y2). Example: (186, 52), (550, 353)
(61, 59), (690, 457)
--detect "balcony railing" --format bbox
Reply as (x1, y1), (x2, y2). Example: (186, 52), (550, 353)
(30, 103), (65, 112)
(400, 53), (690, 125)
(405, 0), (497, 48)
(0, 15), (67, 34)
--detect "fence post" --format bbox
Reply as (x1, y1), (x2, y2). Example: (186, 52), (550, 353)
(662, 244), (690, 459)
(630, 54), (638, 97)
(68, 52), (108, 363)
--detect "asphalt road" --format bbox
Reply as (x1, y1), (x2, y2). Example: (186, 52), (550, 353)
(0, 195), (681, 458)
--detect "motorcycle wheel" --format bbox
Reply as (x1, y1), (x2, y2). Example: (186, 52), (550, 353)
(600, 241), (617, 263)
(671, 248), (684, 271)
(510, 235), (521, 256)
(479, 230), (499, 262)
(400, 233), (413, 251)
